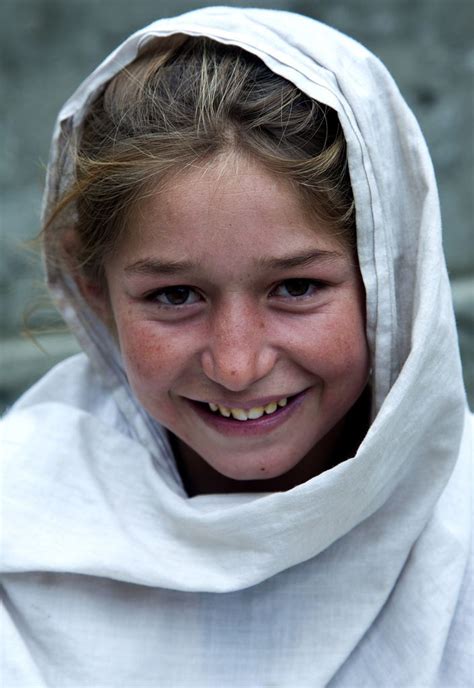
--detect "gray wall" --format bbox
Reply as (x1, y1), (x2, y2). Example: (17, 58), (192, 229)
(1, 0), (473, 409)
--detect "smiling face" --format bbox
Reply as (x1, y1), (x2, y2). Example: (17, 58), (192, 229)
(95, 154), (370, 493)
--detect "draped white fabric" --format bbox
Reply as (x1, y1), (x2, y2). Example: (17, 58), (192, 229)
(1, 7), (472, 687)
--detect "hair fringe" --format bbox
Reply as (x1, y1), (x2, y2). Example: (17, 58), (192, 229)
(44, 37), (356, 280)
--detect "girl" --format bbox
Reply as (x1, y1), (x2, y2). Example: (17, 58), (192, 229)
(2, 7), (471, 687)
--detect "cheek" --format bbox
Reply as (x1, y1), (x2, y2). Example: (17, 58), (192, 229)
(325, 309), (370, 389)
(114, 318), (184, 394)
(287, 301), (369, 381)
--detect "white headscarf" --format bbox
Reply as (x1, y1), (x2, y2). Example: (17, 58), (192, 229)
(2, 7), (472, 687)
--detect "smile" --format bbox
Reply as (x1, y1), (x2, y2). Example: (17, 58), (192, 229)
(208, 397), (288, 421)
(186, 390), (308, 437)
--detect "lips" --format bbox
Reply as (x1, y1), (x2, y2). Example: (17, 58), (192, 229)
(208, 397), (288, 421)
(186, 390), (308, 436)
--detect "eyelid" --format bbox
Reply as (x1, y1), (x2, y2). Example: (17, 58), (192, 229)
(144, 285), (203, 307)
(140, 278), (330, 311)
(270, 278), (328, 299)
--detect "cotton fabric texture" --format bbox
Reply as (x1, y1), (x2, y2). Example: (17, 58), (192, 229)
(1, 7), (472, 687)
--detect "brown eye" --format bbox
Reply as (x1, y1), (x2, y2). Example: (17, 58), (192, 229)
(273, 279), (318, 298)
(149, 286), (200, 306)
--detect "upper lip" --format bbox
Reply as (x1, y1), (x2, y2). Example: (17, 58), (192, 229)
(186, 391), (303, 410)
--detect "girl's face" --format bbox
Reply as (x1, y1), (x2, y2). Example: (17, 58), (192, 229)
(98, 156), (370, 492)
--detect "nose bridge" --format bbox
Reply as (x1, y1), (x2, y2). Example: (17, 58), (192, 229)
(201, 296), (273, 390)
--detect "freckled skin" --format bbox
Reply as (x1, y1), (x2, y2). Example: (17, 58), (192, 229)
(95, 155), (370, 494)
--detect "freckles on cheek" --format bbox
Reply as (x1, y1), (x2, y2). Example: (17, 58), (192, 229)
(117, 322), (171, 380)
(328, 319), (368, 361)
(332, 329), (370, 382)
(295, 311), (369, 374)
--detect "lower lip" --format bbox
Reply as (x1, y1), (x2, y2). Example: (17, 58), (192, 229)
(187, 390), (308, 437)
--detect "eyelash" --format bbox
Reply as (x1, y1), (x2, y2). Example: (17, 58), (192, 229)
(270, 278), (325, 300)
(145, 285), (201, 307)
(144, 279), (327, 309)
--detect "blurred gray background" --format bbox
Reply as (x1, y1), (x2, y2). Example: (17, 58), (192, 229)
(1, 0), (473, 410)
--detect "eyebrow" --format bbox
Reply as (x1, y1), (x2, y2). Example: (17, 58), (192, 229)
(124, 258), (195, 276)
(124, 249), (342, 276)
(257, 249), (343, 270)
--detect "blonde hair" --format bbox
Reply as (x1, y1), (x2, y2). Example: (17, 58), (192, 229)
(47, 37), (355, 280)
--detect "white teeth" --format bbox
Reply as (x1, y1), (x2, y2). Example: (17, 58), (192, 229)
(208, 397), (288, 420)
(264, 402), (277, 414)
(247, 407), (264, 420)
(230, 408), (248, 421)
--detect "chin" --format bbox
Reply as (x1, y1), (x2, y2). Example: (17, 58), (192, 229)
(202, 442), (316, 482)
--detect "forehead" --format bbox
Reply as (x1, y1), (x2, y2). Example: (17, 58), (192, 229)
(116, 155), (350, 263)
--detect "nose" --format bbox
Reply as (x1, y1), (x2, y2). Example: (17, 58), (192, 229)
(201, 298), (277, 392)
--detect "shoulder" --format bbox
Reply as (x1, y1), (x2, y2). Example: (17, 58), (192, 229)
(8, 353), (106, 414)
(0, 392), (156, 576)
(0, 398), (124, 487)
(1, 356), (137, 515)
(435, 410), (474, 684)
(3, 353), (131, 436)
